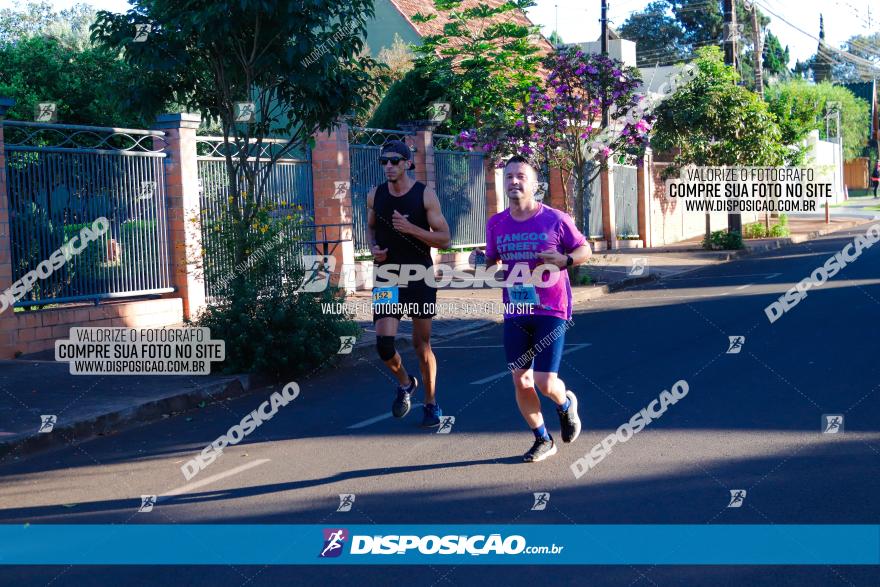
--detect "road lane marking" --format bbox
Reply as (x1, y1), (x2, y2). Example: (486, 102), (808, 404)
(665, 273), (780, 281)
(347, 404), (424, 429)
(469, 343), (592, 385)
(735, 283), (753, 291)
(159, 458), (271, 499)
(765, 273), (781, 279)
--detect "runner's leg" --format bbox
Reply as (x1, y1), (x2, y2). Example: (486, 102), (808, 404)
(376, 316), (409, 386)
(411, 318), (436, 405)
(512, 368), (543, 429)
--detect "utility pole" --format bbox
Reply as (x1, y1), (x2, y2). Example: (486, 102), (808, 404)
(746, 1), (770, 230)
(723, 0), (742, 235)
(601, 0), (609, 128)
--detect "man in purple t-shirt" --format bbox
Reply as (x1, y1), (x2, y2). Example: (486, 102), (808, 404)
(484, 156), (592, 462)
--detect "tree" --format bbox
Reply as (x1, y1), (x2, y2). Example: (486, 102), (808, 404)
(669, 0), (723, 48)
(92, 0), (382, 376)
(767, 81), (870, 160)
(1, 2), (96, 50)
(409, 0), (544, 132)
(652, 47), (786, 239)
(462, 48), (652, 231)
(0, 35), (157, 127)
(619, 1), (688, 67)
(548, 30), (563, 47)
(377, 33), (414, 83)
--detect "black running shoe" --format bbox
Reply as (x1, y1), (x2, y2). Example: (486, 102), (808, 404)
(523, 437), (557, 462)
(557, 390), (581, 443)
(392, 376), (417, 418)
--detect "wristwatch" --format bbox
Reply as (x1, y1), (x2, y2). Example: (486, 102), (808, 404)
(565, 254), (573, 267)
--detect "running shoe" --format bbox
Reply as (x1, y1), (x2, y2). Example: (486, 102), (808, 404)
(523, 437), (557, 462)
(557, 390), (581, 443)
(392, 376), (417, 418)
(421, 403), (442, 428)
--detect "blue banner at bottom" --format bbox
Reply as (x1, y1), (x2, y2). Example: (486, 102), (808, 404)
(0, 525), (878, 565)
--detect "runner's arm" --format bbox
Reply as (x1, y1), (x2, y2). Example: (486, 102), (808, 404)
(391, 186), (451, 248)
(366, 188), (387, 261)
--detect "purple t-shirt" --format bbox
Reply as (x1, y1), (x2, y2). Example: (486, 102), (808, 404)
(485, 204), (587, 320)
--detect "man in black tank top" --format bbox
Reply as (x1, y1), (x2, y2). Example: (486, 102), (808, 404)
(367, 140), (451, 428)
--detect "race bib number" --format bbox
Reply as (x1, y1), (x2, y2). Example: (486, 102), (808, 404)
(508, 284), (538, 306)
(372, 286), (399, 306)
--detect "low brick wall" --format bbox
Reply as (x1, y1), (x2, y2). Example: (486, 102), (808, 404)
(8, 298), (184, 357)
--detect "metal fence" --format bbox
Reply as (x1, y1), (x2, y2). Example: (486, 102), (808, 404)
(348, 127), (415, 254)
(433, 134), (486, 247)
(196, 136), (315, 300)
(583, 162), (604, 239)
(614, 164), (639, 237)
(3, 121), (173, 306)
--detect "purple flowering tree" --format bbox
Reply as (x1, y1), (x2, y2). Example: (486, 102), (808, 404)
(461, 46), (653, 231)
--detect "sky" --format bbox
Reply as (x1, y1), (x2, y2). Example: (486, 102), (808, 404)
(1, 0), (876, 68)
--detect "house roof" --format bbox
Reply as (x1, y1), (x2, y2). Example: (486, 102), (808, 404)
(387, 0), (554, 54)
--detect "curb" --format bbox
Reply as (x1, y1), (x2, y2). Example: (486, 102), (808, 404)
(0, 374), (258, 461)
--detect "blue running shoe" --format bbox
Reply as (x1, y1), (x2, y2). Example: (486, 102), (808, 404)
(392, 376), (417, 418)
(421, 403), (442, 428)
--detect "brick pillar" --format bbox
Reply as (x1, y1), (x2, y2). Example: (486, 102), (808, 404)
(485, 158), (505, 217)
(637, 149), (653, 248)
(0, 97), (16, 358)
(409, 125), (436, 193)
(601, 166), (618, 249)
(153, 113), (206, 320)
(547, 167), (568, 211)
(311, 120), (355, 292)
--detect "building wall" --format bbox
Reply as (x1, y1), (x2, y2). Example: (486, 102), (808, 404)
(365, 0), (423, 57)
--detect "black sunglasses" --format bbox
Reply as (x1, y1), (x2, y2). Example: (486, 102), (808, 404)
(379, 156), (405, 165)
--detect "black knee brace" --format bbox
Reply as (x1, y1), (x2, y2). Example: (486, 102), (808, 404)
(376, 335), (396, 361)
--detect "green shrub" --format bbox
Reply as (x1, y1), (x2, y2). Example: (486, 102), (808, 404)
(703, 229), (744, 250)
(194, 201), (360, 378)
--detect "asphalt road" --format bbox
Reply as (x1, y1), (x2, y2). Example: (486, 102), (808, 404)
(1, 224), (879, 586)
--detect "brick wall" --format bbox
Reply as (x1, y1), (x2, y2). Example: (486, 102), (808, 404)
(11, 299), (184, 356)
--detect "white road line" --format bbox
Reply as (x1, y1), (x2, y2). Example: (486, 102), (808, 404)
(627, 293), (730, 301)
(347, 403), (424, 429)
(735, 283), (753, 291)
(765, 273), (781, 279)
(469, 343), (592, 385)
(159, 458), (271, 499)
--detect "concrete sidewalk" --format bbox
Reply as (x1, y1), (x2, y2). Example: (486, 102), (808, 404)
(1, 216), (872, 461)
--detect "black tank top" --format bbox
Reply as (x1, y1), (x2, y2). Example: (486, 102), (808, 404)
(373, 181), (432, 267)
